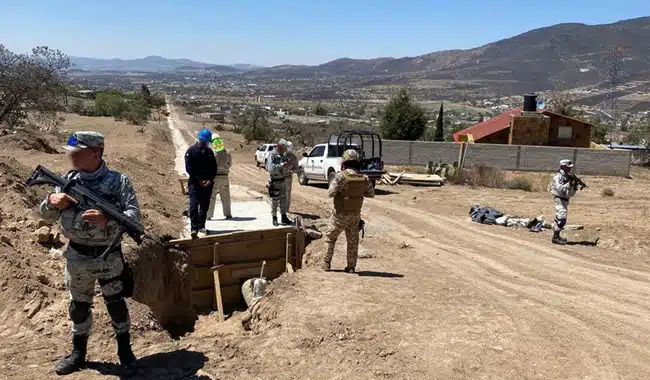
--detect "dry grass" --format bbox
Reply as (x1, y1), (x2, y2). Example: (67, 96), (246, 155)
(602, 187), (615, 197)
(506, 176), (534, 191)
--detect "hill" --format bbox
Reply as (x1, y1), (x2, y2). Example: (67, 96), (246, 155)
(71, 55), (228, 72)
(252, 16), (650, 92)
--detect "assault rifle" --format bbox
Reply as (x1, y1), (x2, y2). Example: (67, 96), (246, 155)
(25, 165), (146, 260)
(569, 174), (588, 191)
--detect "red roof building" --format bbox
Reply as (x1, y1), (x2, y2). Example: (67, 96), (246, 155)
(452, 108), (592, 148)
(453, 108), (521, 144)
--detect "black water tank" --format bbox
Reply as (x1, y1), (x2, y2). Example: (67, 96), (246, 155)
(523, 93), (537, 112)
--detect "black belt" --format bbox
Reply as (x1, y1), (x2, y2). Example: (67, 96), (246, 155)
(69, 241), (121, 257)
(270, 178), (285, 183)
(554, 196), (569, 202)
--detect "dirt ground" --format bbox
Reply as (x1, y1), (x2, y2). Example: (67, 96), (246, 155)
(1, 108), (650, 379)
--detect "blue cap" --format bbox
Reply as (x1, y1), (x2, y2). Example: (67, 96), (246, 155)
(198, 128), (212, 143)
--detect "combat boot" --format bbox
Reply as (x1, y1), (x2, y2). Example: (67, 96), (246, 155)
(272, 216), (278, 226)
(321, 261), (331, 271)
(551, 231), (567, 245)
(55, 334), (88, 375)
(343, 267), (356, 274)
(280, 214), (294, 225)
(116, 332), (138, 375)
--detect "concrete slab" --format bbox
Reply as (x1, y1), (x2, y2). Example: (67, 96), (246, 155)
(181, 184), (284, 236)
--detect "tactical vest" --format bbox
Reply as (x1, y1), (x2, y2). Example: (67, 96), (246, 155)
(334, 172), (367, 213)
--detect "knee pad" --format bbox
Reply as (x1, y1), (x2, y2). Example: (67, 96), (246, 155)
(555, 218), (567, 229)
(105, 298), (129, 324)
(69, 301), (92, 324)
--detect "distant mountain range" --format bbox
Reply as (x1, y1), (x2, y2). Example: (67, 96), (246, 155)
(69, 55), (263, 72)
(71, 16), (650, 92)
(250, 16), (650, 92)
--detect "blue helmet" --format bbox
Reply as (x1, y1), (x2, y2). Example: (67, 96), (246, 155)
(198, 128), (212, 143)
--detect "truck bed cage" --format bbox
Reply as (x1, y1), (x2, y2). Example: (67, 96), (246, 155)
(327, 131), (382, 158)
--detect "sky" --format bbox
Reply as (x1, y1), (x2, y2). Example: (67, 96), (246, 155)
(0, 0), (648, 66)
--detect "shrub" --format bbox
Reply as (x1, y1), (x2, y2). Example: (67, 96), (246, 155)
(380, 88), (428, 140)
(69, 100), (84, 114)
(506, 176), (533, 191)
(602, 187), (615, 197)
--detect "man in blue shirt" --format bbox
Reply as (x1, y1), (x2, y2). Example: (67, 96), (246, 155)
(184, 128), (217, 238)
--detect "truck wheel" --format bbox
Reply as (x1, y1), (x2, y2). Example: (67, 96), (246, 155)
(327, 170), (336, 185)
(254, 156), (259, 167)
(264, 159), (268, 169)
(298, 169), (309, 185)
(371, 179), (377, 189)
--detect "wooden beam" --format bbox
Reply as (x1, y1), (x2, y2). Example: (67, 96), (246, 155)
(285, 233), (293, 273)
(295, 216), (305, 270)
(211, 243), (225, 322)
(188, 236), (287, 267)
(168, 226), (295, 247)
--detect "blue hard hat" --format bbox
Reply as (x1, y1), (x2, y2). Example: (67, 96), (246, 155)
(198, 128), (212, 142)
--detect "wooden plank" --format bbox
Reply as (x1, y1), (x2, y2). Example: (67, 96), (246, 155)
(192, 285), (241, 313)
(295, 217), (305, 270)
(193, 258), (285, 289)
(212, 243), (224, 322)
(179, 178), (188, 196)
(188, 237), (287, 266)
(391, 171), (406, 185)
(169, 226), (295, 247)
(285, 233), (293, 273)
(217, 259), (284, 285)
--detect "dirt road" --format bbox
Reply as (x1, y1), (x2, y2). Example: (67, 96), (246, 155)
(168, 109), (650, 379)
(2, 107), (650, 379)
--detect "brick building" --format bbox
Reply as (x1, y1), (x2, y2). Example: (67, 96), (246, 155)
(453, 109), (593, 148)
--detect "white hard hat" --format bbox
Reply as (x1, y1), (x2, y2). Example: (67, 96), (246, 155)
(286, 141), (294, 152)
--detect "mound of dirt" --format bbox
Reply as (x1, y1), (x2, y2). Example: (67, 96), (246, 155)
(0, 126), (65, 154)
(126, 239), (196, 338)
(0, 156), (165, 341)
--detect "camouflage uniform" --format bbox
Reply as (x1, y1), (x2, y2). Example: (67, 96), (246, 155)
(40, 131), (141, 374)
(266, 150), (289, 219)
(323, 156), (375, 272)
(284, 150), (299, 211)
(550, 159), (577, 244)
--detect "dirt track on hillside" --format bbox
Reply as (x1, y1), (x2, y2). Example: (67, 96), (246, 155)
(174, 111), (650, 379)
(2, 107), (650, 379)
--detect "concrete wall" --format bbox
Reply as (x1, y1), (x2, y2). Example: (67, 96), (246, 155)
(381, 140), (631, 177)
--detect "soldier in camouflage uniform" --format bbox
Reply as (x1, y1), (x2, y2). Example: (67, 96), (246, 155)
(550, 159), (577, 245)
(40, 131), (142, 375)
(284, 141), (300, 212)
(266, 139), (293, 226)
(323, 149), (375, 273)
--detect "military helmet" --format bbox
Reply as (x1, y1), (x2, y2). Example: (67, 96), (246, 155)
(342, 149), (359, 161)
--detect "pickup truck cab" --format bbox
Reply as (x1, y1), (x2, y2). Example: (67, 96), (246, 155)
(255, 143), (277, 167)
(298, 131), (385, 188)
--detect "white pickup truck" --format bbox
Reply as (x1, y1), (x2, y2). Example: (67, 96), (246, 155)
(297, 131), (385, 188)
(254, 143), (277, 167)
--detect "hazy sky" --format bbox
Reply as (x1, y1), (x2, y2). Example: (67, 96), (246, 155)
(0, 0), (648, 66)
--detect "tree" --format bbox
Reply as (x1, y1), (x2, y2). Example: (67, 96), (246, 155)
(141, 84), (151, 99)
(549, 91), (576, 116)
(434, 102), (444, 141)
(624, 119), (650, 149)
(0, 45), (70, 127)
(242, 107), (274, 142)
(314, 104), (327, 116)
(380, 88), (428, 140)
(95, 92), (129, 117)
